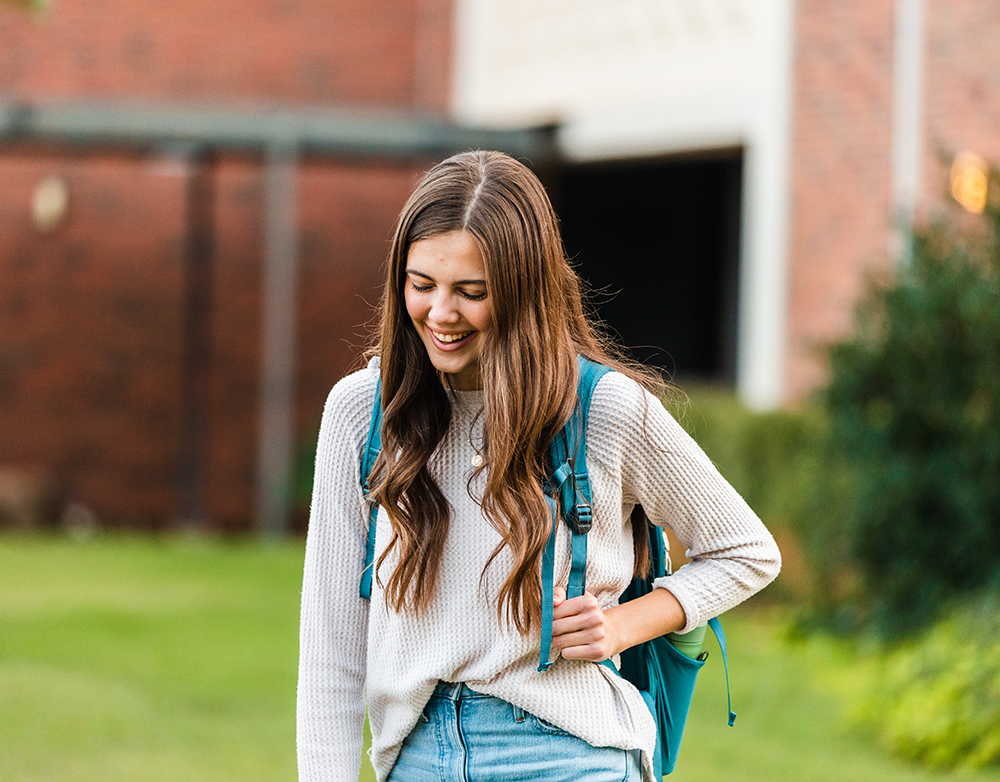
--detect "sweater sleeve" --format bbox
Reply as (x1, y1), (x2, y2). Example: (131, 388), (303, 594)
(591, 372), (781, 634)
(296, 366), (377, 782)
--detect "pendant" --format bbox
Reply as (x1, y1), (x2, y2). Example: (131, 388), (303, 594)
(471, 454), (485, 468)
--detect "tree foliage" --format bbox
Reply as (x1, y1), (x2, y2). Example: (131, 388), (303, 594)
(822, 172), (1000, 636)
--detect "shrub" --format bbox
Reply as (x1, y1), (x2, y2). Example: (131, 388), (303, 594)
(677, 385), (843, 606)
(822, 171), (1000, 636)
(678, 387), (827, 535)
(854, 588), (1000, 769)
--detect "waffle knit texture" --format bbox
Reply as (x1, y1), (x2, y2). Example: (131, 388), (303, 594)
(296, 358), (781, 782)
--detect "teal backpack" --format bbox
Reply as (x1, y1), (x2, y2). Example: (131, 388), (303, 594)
(359, 356), (734, 777)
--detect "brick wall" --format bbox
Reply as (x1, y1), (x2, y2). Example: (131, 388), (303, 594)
(922, 1), (1000, 210)
(785, 0), (1000, 402)
(785, 0), (896, 402)
(0, 0), (452, 111)
(0, 153), (187, 523)
(0, 150), (430, 529)
(0, 0), (449, 528)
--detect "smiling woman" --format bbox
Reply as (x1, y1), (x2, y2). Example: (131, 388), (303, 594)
(404, 230), (491, 390)
(296, 151), (780, 782)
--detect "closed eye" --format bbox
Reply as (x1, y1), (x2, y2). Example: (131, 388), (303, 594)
(460, 290), (487, 301)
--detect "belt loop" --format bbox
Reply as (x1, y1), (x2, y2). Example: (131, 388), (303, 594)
(512, 704), (525, 723)
(439, 681), (461, 702)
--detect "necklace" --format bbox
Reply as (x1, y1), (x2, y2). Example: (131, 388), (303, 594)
(464, 400), (486, 468)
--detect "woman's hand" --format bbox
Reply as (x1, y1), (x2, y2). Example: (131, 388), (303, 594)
(551, 585), (688, 663)
(551, 587), (621, 662)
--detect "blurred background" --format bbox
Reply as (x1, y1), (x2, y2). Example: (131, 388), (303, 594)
(2, 0), (999, 780)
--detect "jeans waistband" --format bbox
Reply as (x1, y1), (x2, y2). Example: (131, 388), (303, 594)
(431, 681), (489, 701)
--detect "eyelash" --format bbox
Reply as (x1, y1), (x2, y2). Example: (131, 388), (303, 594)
(410, 283), (487, 302)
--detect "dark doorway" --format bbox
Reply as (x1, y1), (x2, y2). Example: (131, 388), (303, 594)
(551, 151), (743, 383)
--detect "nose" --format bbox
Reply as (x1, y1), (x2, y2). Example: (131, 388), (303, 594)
(429, 290), (460, 323)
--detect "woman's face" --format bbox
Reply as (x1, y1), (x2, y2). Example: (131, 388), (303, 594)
(404, 230), (492, 390)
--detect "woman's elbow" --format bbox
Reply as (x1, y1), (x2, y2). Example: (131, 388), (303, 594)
(759, 535), (782, 585)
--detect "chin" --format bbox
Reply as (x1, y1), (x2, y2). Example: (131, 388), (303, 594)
(434, 360), (470, 377)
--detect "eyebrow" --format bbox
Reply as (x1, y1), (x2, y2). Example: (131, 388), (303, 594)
(405, 269), (487, 287)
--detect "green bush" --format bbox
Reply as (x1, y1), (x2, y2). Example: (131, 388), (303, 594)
(822, 176), (1000, 636)
(678, 387), (827, 537)
(677, 386), (848, 607)
(854, 588), (1000, 769)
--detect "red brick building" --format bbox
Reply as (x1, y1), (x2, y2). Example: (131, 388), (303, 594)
(1, 0), (997, 531)
(0, 0), (499, 530)
(787, 0), (1000, 399)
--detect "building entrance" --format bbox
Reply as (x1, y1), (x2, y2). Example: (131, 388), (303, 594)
(553, 151), (743, 384)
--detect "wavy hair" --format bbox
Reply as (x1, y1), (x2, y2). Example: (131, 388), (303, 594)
(371, 150), (664, 634)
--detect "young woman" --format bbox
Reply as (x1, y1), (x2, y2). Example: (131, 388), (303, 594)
(297, 151), (780, 782)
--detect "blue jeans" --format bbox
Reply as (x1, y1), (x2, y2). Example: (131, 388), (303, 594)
(386, 681), (641, 782)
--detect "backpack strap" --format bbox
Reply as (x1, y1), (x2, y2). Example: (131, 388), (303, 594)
(359, 376), (383, 600)
(707, 616), (737, 726)
(537, 356), (611, 672)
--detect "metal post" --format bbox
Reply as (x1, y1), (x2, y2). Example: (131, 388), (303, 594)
(177, 146), (215, 530)
(255, 140), (299, 537)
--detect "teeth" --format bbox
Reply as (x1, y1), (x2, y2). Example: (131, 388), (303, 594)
(433, 331), (471, 343)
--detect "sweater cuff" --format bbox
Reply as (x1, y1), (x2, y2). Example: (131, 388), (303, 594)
(651, 576), (701, 635)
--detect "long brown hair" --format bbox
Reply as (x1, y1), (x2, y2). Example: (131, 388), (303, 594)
(372, 150), (663, 634)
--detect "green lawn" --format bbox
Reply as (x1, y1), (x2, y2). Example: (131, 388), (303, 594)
(2, 534), (997, 782)
(0, 534), (302, 782)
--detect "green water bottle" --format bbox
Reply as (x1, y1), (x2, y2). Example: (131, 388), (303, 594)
(667, 621), (708, 659)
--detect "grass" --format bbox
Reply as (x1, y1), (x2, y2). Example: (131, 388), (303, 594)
(2, 534), (999, 782)
(0, 533), (303, 782)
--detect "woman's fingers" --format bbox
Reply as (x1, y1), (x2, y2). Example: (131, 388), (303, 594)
(550, 590), (616, 660)
(559, 639), (611, 661)
(552, 590), (599, 620)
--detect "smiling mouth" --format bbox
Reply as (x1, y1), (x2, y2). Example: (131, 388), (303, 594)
(431, 330), (474, 344)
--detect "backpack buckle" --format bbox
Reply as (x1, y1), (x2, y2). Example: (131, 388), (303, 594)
(560, 467), (592, 535)
(568, 503), (592, 534)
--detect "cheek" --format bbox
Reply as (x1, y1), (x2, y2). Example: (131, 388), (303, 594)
(470, 301), (492, 332)
(403, 289), (423, 325)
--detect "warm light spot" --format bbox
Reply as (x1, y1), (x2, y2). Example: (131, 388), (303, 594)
(950, 151), (988, 214)
(31, 176), (69, 234)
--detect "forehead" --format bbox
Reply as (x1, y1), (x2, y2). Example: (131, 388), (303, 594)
(406, 230), (486, 280)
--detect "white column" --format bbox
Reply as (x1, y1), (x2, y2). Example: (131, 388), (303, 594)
(735, 0), (795, 410)
(890, 0), (926, 265)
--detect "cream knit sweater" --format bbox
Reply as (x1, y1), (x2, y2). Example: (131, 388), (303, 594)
(297, 358), (781, 782)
